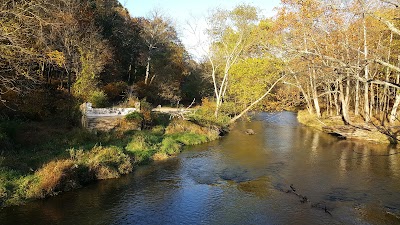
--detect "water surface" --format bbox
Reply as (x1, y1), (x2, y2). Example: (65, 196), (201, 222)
(1, 112), (400, 225)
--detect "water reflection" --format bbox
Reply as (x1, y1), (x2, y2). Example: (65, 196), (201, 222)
(1, 112), (400, 225)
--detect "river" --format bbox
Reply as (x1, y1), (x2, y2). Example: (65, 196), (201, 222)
(1, 112), (400, 225)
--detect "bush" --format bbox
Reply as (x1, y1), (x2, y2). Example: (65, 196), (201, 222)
(125, 132), (162, 164)
(152, 113), (171, 127)
(0, 169), (21, 205)
(140, 100), (153, 126)
(189, 98), (230, 127)
(103, 81), (128, 102)
(88, 90), (108, 108)
(160, 137), (181, 155)
(86, 146), (132, 179)
(120, 96), (139, 108)
(24, 159), (79, 199)
(65, 128), (97, 147)
(125, 112), (143, 122)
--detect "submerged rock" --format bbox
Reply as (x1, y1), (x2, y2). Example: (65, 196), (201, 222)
(245, 129), (255, 135)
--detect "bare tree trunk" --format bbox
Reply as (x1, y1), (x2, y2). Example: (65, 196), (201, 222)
(370, 83), (375, 117)
(327, 84), (331, 116)
(145, 56), (151, 85)
(294, 74), (313, 114)
(390, 57), (400, 124)
(310, 66), (321, 118)
(334, 82), (340, 116)
(363, 12), (370, 122)
(338, 77), (351, 124)
(381, 32), (393, 125)
(390, 93), (400, 124)
(355, 48), (361, 116)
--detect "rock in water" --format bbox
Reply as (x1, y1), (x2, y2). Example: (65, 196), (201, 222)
(245, 129), (255, 135)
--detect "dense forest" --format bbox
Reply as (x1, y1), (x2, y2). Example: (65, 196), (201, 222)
(1, 0), (400, 206)
(0, 0), (209, 120)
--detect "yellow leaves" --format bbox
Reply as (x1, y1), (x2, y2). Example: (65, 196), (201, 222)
(227, 58), (283, 108)
(46, 50), (65, 67)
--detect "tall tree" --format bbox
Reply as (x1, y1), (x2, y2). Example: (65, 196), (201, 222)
(141, 10), (177, 85)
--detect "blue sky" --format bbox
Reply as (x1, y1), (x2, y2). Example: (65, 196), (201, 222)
(118, 0), (281, 59)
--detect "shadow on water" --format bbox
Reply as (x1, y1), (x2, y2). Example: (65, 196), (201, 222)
(1, 111), (400, 225)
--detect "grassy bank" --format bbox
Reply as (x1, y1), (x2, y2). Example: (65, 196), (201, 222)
(297, 110), (344, 131)
(0, 111), (223, 207)
(297, 110), (397, 144)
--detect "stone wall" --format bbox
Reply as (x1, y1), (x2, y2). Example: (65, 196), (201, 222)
(81, 102), (141, 131)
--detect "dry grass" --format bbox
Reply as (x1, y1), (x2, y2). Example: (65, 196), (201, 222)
(26, 159), (80, 199)
(166, 119), (220, 141)
(16, 146), (133, 202)
(152, 152), (169, 161)
(298, 110), (397, 144)
(84, 146), (133, 180)
(297, 110), (344, 131)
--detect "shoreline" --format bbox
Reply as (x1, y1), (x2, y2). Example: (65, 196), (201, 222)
(0, 117), (224, 208)
(297, 110), (399, 144)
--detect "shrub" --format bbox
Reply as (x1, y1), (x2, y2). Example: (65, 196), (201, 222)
(0, 120), (20, 141)
(86, 146), (132, 179)
(152, 152), (169, 161)
(25, 159), (79, 199)
(160, 132), (209, 156)
(151, 125), (165, 135)
(160, 137), (181, 155)
(65, 128), (97, 147)
(189, 98), (230, 127)
(126, 135), (149, 153)
(88, 90), (108, 108)
(120, 96), (140, 108)
(125, 112), (143, 122)
(103, 81), (128, 102)
(125, 132), (162, 164)
(140, 100), (153, 126)
(152, 113), (171, 127)
(0, 169), (21, 205)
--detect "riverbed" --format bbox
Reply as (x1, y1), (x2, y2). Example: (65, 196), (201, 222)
(1, 112), (399, 225)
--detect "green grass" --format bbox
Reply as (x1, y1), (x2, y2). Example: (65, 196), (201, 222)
(166, 132), (209, 146)
(0, 116), (223, 207)
(125, 112), (143, 122)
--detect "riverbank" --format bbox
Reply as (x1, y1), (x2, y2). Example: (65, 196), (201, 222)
(0, 112), (224, 207)
(297, 110), (400, 144)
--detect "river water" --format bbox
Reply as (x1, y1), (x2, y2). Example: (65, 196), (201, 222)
(1, 112), (400, 225)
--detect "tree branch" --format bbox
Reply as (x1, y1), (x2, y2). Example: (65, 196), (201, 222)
(229, 75), (286, 124)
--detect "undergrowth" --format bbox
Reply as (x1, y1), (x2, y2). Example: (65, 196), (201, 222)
(0, 114), (224, 207)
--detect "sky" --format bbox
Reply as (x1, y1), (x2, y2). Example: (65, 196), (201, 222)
(118, 0), (282, 59)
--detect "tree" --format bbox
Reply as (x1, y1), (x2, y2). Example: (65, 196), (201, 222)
(0, 0), (113, 107)
(141, 10), (178, 85)
(273, 0), (400, 128)
(227, 57), (283, 113)
(205, 5), (262, 116)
